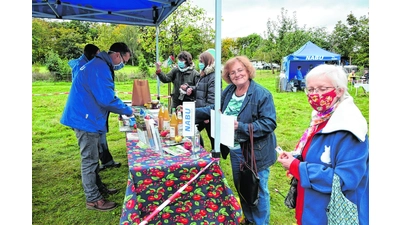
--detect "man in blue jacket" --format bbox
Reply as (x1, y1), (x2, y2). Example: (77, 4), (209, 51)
(68, 44), (122, 171)
(61, 42), (134, 211)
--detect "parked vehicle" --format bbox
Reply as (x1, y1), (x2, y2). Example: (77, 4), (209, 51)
(252, 62), (264, 70)
(263, 63), (280, 70)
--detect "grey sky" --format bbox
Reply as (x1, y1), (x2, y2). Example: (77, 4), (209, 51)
(190, 0), (369, 38)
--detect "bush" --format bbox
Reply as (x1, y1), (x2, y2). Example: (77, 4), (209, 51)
(32, 72), (54, 82)
(44, 50), (71, 81)
(138, 54), (150, 78)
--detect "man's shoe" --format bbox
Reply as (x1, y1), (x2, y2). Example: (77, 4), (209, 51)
(99, 162), (121, 171)
(86, 199), (117, 211)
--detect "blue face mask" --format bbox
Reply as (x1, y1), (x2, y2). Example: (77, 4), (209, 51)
(198, 62), (205, 71)
(114, 62), (124, 70)
(178, 60), (186, 69)
(113, 54), (125, 70)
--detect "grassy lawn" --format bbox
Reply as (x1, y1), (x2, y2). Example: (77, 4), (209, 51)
(32, 70), (369, 224)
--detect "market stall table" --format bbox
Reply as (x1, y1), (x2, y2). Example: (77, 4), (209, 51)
(119, 133), (242, 225)
(354, 80), (369, 96)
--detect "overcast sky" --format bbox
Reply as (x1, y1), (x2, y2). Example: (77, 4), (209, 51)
(190, 0), (369, 38)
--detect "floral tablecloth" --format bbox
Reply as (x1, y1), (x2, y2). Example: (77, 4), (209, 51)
(119, 138), (242, 225)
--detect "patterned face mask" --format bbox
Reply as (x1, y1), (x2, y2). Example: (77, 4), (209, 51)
(307, 89), (337, 112)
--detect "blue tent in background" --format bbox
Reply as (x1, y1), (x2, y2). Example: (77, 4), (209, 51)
(283, 41), (341, 81)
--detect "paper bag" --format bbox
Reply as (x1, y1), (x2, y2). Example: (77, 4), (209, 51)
(131, 79), (151, 106)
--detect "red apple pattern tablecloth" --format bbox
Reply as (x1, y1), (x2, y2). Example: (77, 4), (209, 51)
(119, 139), (242, 225)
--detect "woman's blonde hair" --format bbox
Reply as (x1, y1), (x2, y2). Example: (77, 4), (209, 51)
(222, 56), (256, 84)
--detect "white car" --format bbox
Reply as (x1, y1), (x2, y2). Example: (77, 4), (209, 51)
(252, 62), (264, 70)
(263, 63), (280, 70)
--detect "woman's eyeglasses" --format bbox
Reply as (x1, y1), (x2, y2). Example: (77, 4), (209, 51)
(229, 68), (245, 77)
(120, 53), (127, 64)
(305, 87), (335, 94)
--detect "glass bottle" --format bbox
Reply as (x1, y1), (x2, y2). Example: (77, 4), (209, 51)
(177, 110), (183, 137)
(158, 105), (164, 131)
(169, 108), (178, 140)
(163, 106), (171, 131)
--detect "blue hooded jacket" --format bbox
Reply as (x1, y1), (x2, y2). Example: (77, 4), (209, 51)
(60, 51), (133, 133)
(68, 54), (89, 80)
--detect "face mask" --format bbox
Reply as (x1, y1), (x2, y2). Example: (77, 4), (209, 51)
(114, 62), (124, 70)
(199, 62), (205, 71)
(113, 55), (125, 70)
(307, 89), (337, 112)
(178, 60), (186, 69)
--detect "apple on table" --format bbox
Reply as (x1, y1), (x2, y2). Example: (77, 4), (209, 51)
(175, 135), (183, 143)
(183, 140), (192, 150)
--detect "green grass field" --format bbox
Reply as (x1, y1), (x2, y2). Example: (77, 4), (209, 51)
(32, 70), (369, 224)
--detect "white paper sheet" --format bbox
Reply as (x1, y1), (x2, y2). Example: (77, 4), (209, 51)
(210, 109), (235, 147)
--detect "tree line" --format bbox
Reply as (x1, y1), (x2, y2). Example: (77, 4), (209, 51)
(32, 0), (369, 80)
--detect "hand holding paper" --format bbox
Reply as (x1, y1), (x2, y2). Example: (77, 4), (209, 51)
(210, 109), (235, 147)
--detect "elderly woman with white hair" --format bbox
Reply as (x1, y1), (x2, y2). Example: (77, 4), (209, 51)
(278, 64), (369, 225)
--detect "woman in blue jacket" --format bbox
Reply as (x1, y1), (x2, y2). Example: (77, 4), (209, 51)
(278, 64), (369, 225)
(196, 55), (277, 225)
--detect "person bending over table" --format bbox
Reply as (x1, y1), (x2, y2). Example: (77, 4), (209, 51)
(61, 42), (134, 212)
(68, 44), (121, 172)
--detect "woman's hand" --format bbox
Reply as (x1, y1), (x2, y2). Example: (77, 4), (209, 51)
(277, 152), (296, 170)
(155, 62), (161, 70)
(186, 87), (193, 95)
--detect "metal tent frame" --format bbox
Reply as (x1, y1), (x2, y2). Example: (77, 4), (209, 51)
(32, 0), (223, 156)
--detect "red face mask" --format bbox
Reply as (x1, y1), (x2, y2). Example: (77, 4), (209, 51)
(307, 89), (337, 112)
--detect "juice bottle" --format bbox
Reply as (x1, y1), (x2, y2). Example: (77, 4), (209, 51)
(163, 106), (171, 131)
(169, 108), (178, 140)
(177, 110), (183, 137)
(158, 106), (164, 131)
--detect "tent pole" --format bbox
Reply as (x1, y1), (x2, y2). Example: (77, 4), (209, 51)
(212, 0), (222, 157)
(156, 26), (160, 102)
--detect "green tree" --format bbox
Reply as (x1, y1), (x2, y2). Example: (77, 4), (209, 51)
(118, 25), (140, 66)
(52, 26), (84, 60)
(32, 18), (54, 63)
(263, 7), (333, 67)
(93, 23), (122, 53)
(137, 0), (215, 64)
(330, 13), (369, 67)
(221, 38), (237, 62)
(137, 53), (150, 78)
(44, 50), (71, 81)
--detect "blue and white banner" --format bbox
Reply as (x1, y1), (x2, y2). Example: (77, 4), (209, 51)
(182, 101), (195, 137)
